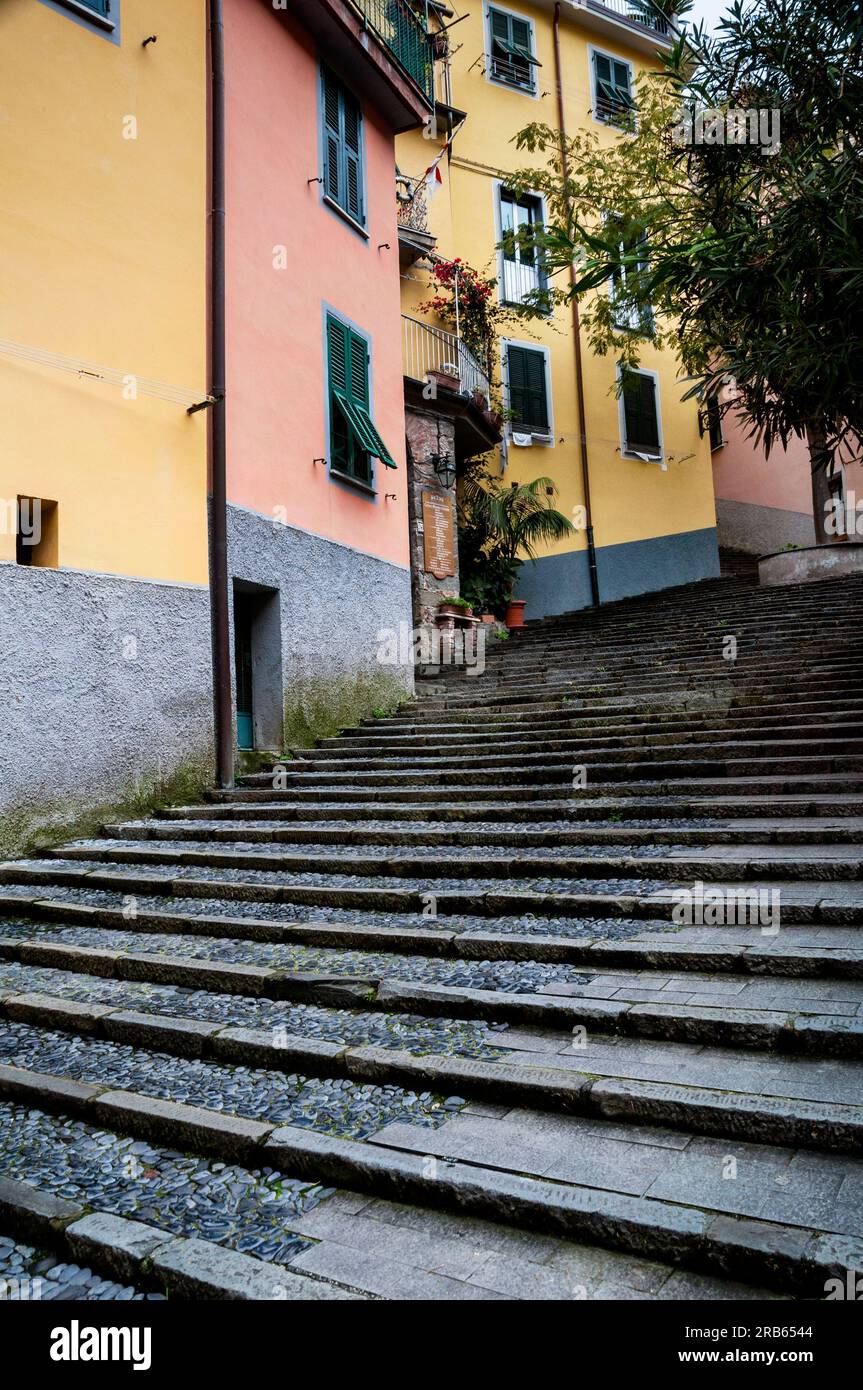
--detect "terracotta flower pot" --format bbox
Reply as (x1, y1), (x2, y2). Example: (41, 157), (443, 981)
(505, 599), (527, 628)
(480, 613), (495, 625)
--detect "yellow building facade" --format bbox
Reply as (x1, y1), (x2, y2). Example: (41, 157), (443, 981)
(398, 0), (720, 615)
(0, 0), (212, 855)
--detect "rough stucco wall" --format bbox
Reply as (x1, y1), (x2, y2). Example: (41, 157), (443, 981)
(715, 498), (816, 555)
(0, 564), (213, 856)
(226, 504), (414, 747)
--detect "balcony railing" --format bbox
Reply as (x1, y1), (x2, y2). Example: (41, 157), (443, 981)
(351, 0), (434, 104)
(402, 314), (491, 404)
(585, 0), (670, 37)
(396, 172), (430, 234)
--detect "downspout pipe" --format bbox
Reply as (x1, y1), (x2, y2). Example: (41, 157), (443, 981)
(208, 0), (234, 788)
(553, 2), (600, 608)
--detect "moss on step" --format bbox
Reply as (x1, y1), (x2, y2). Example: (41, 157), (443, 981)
(283, 670), (411, 750)
(0, 754), (213, 862)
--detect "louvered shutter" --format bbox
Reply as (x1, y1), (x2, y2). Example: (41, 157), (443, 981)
(508, 346), (548, 431)
(322, 69), (342, 206)
(342, 93), (363, 226)
(623, 371), (660, 453)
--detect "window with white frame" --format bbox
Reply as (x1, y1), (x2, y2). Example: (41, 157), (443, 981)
(607, 216), (653, 335)
(487, 6), (540, 93)
(506, 343), (551, 437)
(500, 188), (547, 307)
(620, 367), (662, 460)
(592, 50), (635, 127)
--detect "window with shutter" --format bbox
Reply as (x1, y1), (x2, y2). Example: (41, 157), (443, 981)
(326, 315), (396, 486)
(488, 7), (539, 91)
(593, 51), (634, 126)
(320, 67), (365, 228)
(621, 369), (661, 457)
(54, 0), (115, 28)
(507, 345), (550, 433)
(608, 216), (653, 335)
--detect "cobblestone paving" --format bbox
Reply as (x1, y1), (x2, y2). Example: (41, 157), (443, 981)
(0, 1101), (324, 1263)
(0, 884), (675, 940)
(0, 960), (509, 1055)
(0, 1021), (468, 1138)
(0, 918), (593, 992)
(28, 858), (669, 895)
(0, 1235), (163, 1301)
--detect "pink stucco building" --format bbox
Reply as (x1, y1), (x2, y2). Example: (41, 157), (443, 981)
(221, 0), (432, 749)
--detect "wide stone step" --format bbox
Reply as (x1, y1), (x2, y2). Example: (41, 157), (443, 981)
(3, 889), (862, 978)
(1, 913), (861, 1055)
(104, 815), (863, 848)
(1, 997), (861, 1157)
(0, 1075), (855, 1295)
(41, 838), (863, 883)
(176, 794), (863, 823)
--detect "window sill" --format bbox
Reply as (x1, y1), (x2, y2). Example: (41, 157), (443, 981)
(487, 71), (537, 97)
(54, 0), (115, 30)
(329, 467), (377, 497)
(322, 196), (369, 240)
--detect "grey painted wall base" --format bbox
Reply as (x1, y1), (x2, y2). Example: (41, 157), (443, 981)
(514, 527), (721, 620)
(0, 564), (213, 857)
(715, 498), (815, 555)
(226, 505), (414, 750)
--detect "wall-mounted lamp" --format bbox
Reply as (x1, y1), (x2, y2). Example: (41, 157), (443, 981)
(430, 452), (456, 489)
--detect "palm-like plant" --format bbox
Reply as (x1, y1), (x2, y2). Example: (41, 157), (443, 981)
(459, 474), (574, 572)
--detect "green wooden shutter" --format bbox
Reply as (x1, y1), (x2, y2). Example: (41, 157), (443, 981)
(348, 330), (369, 408)
(86, 0), (111, 13)
(327, 317), (396, 476)
(343, 93), (363, 225)
(490, 8), (511, 45)
(622, 370), (660, 453)
(322, 69), (343, 206)
(510, 16), (531, 55)
(508, 346), (549, 431)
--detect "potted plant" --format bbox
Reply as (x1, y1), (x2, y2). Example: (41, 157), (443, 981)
(437, 595), (473, 619)
(457, 475), (574, 627)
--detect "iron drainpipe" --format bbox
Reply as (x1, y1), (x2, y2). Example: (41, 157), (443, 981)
(553, 2), (600, 607)
(208, 0), (234, 788)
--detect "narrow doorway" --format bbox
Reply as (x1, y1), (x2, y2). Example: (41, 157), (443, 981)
(234, 593), (255, 750)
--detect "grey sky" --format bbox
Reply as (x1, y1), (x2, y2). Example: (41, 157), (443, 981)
(685, 0), (736, 33)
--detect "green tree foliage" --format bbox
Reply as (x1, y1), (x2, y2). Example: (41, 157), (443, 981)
(512, 0), (863, 541)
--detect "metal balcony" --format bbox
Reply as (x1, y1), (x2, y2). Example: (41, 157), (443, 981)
(352, 0), (434, 105)
(402, 314), (491, 404)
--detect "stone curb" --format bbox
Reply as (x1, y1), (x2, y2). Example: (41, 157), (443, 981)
(1, 996), (862, 1153)
(0, 1178), (362, 1300)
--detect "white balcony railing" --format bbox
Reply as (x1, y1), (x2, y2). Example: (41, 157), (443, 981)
(585, 0), (670, 37)
(402, 314), (491, 403)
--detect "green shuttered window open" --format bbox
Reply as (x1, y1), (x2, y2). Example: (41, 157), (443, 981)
(507, 345), (549, 432)
(327, 315), (396, 485)
(489, 7), (539, 91)
(321, 66), (364, 227)
(593, 52), (634, 126)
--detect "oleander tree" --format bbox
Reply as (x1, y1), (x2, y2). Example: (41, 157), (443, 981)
(511, 0), (863, 541)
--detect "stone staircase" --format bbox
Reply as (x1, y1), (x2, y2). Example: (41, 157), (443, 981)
(1, 567), (862, 1300)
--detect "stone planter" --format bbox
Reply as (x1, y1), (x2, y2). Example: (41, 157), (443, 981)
(758, 540), (863, 587)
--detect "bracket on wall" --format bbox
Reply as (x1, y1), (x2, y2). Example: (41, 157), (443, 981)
(142, 35), (158, 47)
(307, 177), (323, 186)
(186, 392), (223, 417)
(313, 458), (327, 466)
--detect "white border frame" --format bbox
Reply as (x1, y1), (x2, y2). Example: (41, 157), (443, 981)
(616, 362), (664, 463)
(588, 43), (635, 130)
(501, 337), (555, 446)
(483, 3), (540, 100)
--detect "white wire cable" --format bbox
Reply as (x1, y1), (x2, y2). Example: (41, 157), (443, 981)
(0, 338), (212, 410)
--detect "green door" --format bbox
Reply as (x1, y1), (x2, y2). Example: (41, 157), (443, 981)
(234, 598), (254, 750)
